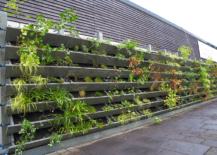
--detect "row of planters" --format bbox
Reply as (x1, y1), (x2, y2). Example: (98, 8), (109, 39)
(2, 1), (217, 155)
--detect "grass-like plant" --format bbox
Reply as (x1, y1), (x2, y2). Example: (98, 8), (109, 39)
(12, 77), (26, 93)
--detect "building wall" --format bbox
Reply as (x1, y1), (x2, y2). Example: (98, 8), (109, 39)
(0, 0), (201, 60)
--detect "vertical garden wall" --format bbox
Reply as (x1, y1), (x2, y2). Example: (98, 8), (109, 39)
(1, 1), (217, 155)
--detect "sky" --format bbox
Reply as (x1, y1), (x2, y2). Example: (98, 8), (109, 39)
(130, 0), (217, 46)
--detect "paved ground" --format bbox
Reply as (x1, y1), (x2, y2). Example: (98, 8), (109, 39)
(47, 101), (217, 155)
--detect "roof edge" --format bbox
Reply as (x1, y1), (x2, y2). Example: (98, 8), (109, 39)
(120, 0), (217, 49)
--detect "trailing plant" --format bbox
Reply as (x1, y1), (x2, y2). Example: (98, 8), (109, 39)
(15, 119), (39, 155)
(4, 0), (30, 26)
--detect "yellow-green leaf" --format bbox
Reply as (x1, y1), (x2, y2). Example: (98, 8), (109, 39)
(20, 1), (25, 4)
(7, 13), (11, 16)
(3, 8), (7, 11)
(25, 15), (31, 18)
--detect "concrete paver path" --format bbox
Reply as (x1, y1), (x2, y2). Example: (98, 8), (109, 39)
(47, 101), (217, 155)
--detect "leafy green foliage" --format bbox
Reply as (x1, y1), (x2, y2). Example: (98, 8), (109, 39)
(116, 111), (140, 125)
(115, 53), (126, 60)
(95, 77), (103, 82)
(15, 119), (40, 154)
(178, 45), (192, 61)
(95, 92), (103, 97)
(153, 117), (162, 124)
(164, 90), (178, 109)
(102, 105), (114, 111)
(142, 109), (153, 118)
(84, 76), (92, 82)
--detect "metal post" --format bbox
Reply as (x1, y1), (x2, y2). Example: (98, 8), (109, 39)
(96, 32), (103, 41)
(0, 11), (9, 153)
(148, 44), (152, 51)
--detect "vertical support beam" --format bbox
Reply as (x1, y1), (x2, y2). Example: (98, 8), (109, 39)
(148, 44), (152, 51)
(0, 11), (8, 153)
(96, 32), (103, 41)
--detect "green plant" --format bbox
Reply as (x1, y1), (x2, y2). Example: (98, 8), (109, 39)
(79, 90), (85, 97)
(107, 120), (114, 124)
(15, 119), (38, 154)
(198, 66), (210, 92)
(116, 44), (125, 50)
(166, 61), (181, 68)
(158, 82), (169, 91)
(95, 77), (103, 82)
(164, 90), (178, 109)
(128, 73), (134, 82)
(4, 0), (30, 26)
(84, 76), (92, 82)
(153, 117), (162, 124)
(99, 51), (106, 55)
(116, 111), (139, 125)
(142, 109), (153, 118)
(101, 65), (107, 69)
(120, 90), (125, 97)
(184, 72), (196, 78)
(74, 46), (79, 51)
(121, 100), (133, 108)
(124, 39), (139, 50)
(178, 45), (192, 61)
(134, 96), (143, 107)
(102, 105), (114, 111)
(115, 53), (126, 60)
(82, 45), (89, 53)
(95, 92), (103, 97)
(49, 132), (63, 147)
(142, 99), (151, 105)
(128, 87), (135, 94)
(12, 77), (26, 93)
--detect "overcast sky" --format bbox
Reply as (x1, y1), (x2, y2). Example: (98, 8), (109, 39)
(131, 0), (217, 46)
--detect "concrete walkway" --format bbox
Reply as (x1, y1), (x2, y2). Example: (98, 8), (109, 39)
(47, 101), (217, 155)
